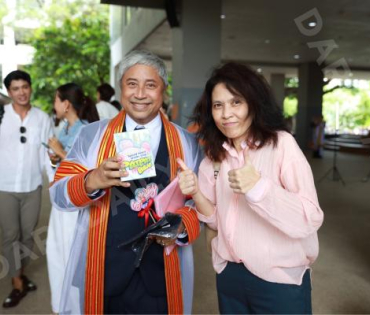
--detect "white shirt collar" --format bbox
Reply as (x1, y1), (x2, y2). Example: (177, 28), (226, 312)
(125, 113), (162, 132)
(125, 113), (162, 159)
(8, 104), (34, 123)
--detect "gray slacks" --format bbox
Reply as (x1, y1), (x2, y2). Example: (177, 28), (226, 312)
(0, 186), (42, 278)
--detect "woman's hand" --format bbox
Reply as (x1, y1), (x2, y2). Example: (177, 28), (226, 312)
(48, 137), (66, 159)
(228, 150), (260, 194)
(177, 158), (216, 217)
(85, 156), (131, 193)
(177, 158), (199, 196)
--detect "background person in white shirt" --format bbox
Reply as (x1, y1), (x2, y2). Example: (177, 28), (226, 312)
(96, 83), (120, 120)
(46, 82), (99, 314)
(0, 70), (54, 308)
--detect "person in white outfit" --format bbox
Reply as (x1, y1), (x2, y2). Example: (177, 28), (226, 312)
(0, 70), (54, 308)
(96, 83), (120, 120)
(46, 83), (99, 314)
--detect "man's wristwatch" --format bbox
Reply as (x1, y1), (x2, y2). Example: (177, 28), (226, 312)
(178, 226), (188, 238)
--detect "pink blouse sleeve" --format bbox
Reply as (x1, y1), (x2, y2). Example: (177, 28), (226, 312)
(245, 135), (324, 239)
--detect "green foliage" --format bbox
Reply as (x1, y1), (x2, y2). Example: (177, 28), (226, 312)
(283, 77), (370, 134)
(283, 96), (298, 118)
(0, 0), (8, 23)
(0, 0), (8, 43)
(12, 0), (43, 23)
(8, 0), (104, 25)
(285, 77), (299, 88)
(26, 6), (110, 112)
(283, 78), (299, 118)
(323, 85), (370, 132)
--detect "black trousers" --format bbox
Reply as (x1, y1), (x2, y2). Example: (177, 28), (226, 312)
(104, 269), (168, 314)
(216, 262), (312, 314)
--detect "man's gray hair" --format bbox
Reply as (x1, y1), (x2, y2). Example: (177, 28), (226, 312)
(118, 50), (168, 88)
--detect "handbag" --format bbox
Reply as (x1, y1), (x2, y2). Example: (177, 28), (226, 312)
(205, 161), (220, 254)
(118, 212), (182, 267)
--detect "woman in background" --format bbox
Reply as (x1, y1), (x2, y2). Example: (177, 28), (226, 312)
(177, 63), (324, 314)
(46, 83), (99, 314)
(96, 83), (120, 119)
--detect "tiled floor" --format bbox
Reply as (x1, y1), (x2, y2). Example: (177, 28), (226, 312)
(1, 150), (370, 314)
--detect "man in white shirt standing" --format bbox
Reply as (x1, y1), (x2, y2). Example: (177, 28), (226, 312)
(0, 70), (53, 308)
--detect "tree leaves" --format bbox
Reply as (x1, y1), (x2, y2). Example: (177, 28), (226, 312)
(25, 1), (110, 112)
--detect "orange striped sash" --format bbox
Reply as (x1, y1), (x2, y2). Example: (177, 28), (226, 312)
(84, 111), (125, 314)
(83, 111), (185, 314)
(53, 160), (88, 184)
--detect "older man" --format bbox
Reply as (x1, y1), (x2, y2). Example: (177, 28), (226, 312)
(0, 70), (53, 308)
(50, 50), (201, 314)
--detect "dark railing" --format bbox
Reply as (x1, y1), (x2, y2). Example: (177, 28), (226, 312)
(324, 134), (370, 155)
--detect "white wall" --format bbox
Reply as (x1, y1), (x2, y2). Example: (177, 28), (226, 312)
(109, 6), (166, 93)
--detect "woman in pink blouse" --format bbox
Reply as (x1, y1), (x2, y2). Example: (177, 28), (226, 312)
(177, 62), (324, 314)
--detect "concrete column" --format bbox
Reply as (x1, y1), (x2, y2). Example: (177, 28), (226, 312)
(270, 73), (285, 109)
(296, 62), (324, 148)
(171, 0), (222, 127)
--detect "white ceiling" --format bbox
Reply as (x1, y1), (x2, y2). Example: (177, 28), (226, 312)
(135, 0), (370, 80)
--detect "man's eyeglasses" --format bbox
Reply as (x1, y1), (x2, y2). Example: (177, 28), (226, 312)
(20, 126), (27, 143)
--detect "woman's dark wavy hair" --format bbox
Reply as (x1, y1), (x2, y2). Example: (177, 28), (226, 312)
(192, 62), (288, 162)
(57, 83), (99, 123)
